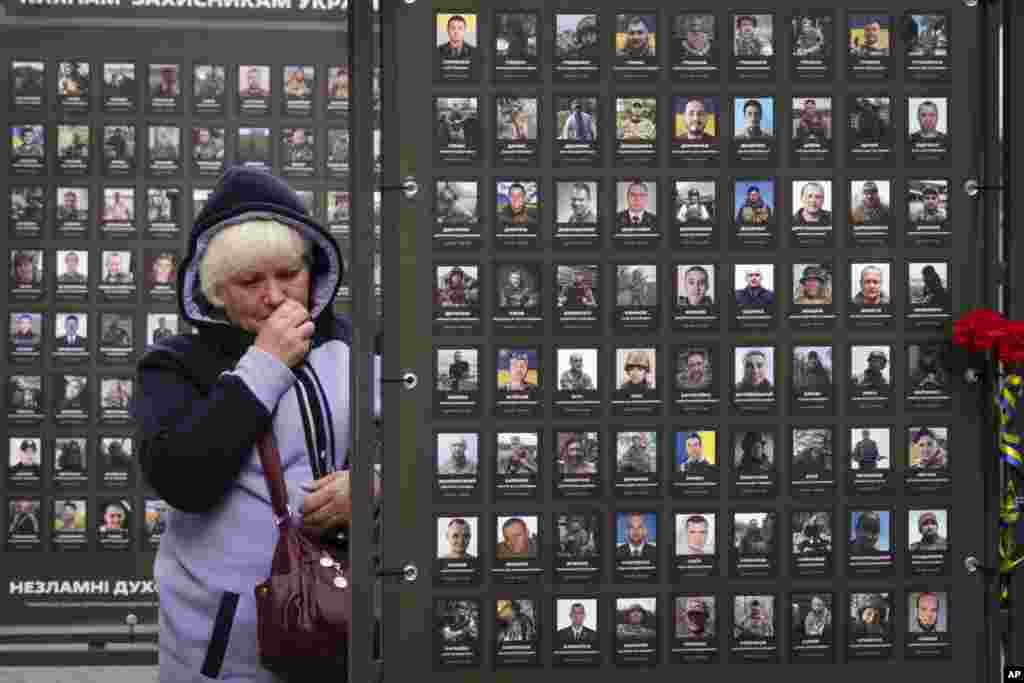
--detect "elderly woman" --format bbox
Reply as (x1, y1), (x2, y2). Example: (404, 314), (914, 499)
(133, 167), (359, 682)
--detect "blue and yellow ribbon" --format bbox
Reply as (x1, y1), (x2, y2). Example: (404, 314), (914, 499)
(997, 373), (1023, 470)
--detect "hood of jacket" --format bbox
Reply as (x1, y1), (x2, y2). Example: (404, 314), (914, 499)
(176, 166), (344, 355)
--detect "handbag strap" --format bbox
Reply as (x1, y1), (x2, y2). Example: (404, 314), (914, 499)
(256, 431), (291, 524)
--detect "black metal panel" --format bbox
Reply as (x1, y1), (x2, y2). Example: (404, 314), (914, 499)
(391, 0), (988, 680)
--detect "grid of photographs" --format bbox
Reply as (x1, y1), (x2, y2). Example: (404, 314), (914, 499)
(4, 54), (380, 553)
(429, 6), (958, 668)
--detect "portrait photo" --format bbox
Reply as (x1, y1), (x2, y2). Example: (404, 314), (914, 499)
(907, 180), (949, 223)
(908, 262), (951, 308)
(435, 265), (479, 307)
(674, 181), (716, 223)
(734, 264), (775, 305)
(907, 97), (949, 143)
(495, 432), (539, 478)
(436, 516), (478, 560)
(849, 14), (890, 56)
(673, 96), (719, 142)
(193, 64), (226, 102)
(556, 181), (599, 223)
(54, 313), (88, 347)
(616, 265), (657, 307)
(616, 348), (657, 390)
(238, 65), (270, 98)
(850, 262), (891, 305)
(494, 515), (539, 560)
(734, 97), (775, 139)
(557, 348), (598, 392)
(616, 13), (657, 58)
(677, 265), (715, 307)
(733, 14), (774, 57)
(850, 180), (892, 224)
(908, 426), (948, 469)
(791, 181), (832, 225)
(616, 98), (657, 141)
(792, 97), (831, 143)
(792, 346), (833, 392)
(734, 180), (774, 224)
(437, 13), (478, 58)
(907, 592), (948, 633)
(850, 427), (891, 471)
(792, 14), (831, 57)
(616, 431), (658, 474)
(556, 431), (599, 476)
(850, 510), (891, 553)
(674, 349), (714, 392)
(436, 433), (478, 476)
(556, 96), (598, 142)
(283, 65), (315, 100)
(56, 249), (88, 285)
(675, 596), (716, 640)
(905, 14), (949, 57)
(496, 347), (539, 391)
(436, 348), (478, 392)
(676, 513), (716, 556)
(435, 181), (478, 224)
(146, 313), (178, 345)
(555, 14), (600, 61)
(102, 188), (134, 223)
(734, 346), (774, 391)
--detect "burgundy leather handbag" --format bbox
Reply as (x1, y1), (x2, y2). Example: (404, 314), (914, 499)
(253, 431), (351, 674)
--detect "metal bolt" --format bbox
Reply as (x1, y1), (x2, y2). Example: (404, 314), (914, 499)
(964, 368), (981, 384)
(402, 371), (418, 390)
(963, 0), (978, 7)
(402, 563), (419, 583)
(402, 176), (419, 199)
(963, 178), (981, 198)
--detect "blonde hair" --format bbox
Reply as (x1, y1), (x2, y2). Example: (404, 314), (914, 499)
(200, 219), (310, 306)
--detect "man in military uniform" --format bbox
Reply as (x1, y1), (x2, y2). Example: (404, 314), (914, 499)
(496, 601), (537, 645)
(909, 186), (947, 223)
(852, 351), (890, 391)
(851, 19), (887, 57)
(105, 439), (133, 470)
(735, 185), (772, 224)
(57, 190), (86, 222)
(151, 316), (174, 344)
(101, 317), (130, 347)
(499, 183), (537, 225)
(56, 439), (85, 472)
(909, 512), (947, 552)
(103, 380), (131, 409)
(909, 343), (948, 389)
(623, 268), (652, 306)
(619, 16), (654, 58)
(795, 514), (831, 554)
(439, 15), (476, 59)
(438, 436), (476, 476)
(908, 16), (947, 57)
(620, 351), (653, 391)
(618, 100), (656, 141)
(58, 251), (87, 284)
(677, 188), (711, 223)
(503, 436), (536, 475)
(559, 352), (594, 391)
(14, 127), (43, 157)
(193, 128), (224, 162)
(850, 512), (883, 554)
(794, 99), (828, 145)
(436, 266), (477, 307)
(794, 16), (826, 56)
(447, 350), (470, 391)
(194, 66), (225, 99)
(498, 269), (537, 308)
(736, 350), (774, 391)
(560, 436), (597, 476)
(103, 191), (132, 223)
(617, 605), (656, 640)
(559, 516), (596, 558)
(679, 14), (714, 57)
(851, 429), (882, 471)
(738, 517), (769, 554)
(734, 15), (771, 57)
(794, 266), (831, 305)
(619, 434), (653, 473)
(736, 431), (772, 473)
(500, 350), (535, 392)
(735, 599), (774, 639)
(909, 100), (947, 144)
(150, 128), (178, 161)
(566, 183), (597, 224)
(850, 181), (891, 224)
(283, 128), (314, 165)
(803, 596), (831, 638)
(10, 377), (41, 411)
(558, 269), (596, 307)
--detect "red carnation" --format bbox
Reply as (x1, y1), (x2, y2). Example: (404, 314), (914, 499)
(954, 308), (1008, 352)
(998, 321), (1024, 363)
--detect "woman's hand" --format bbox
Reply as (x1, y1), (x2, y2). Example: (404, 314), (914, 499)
(300, 469), (382, 533)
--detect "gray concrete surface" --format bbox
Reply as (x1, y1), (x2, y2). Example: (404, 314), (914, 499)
(0, 668), (158, 683)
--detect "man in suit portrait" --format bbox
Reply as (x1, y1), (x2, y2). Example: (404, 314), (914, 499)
(556, 602), (597, 644)
(56, 315), (87, 348)
(616, 512), (657, 560)
(616, 181), (657, 228)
